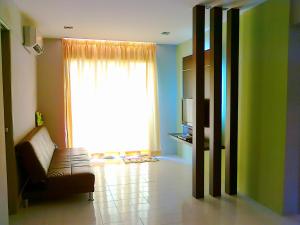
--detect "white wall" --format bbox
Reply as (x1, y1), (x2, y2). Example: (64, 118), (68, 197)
(0, 0), (37, 144)
(11, 36), (37, 143)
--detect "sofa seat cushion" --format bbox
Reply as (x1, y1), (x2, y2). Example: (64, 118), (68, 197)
(47, 167), (95, 193)
(47, 148), (95, 192)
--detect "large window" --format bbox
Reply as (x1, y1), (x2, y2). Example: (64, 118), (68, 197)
(63, 39), (160, 154)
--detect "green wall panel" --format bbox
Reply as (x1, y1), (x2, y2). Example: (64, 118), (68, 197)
(238, 0), (290, 213)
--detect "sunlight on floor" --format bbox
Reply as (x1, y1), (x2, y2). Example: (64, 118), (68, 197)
(10, 157), (300, 225)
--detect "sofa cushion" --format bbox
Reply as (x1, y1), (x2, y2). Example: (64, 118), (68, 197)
(16, 126), (55, 183)
(47, 148), (94, 192)
(29, 127), (55, 174)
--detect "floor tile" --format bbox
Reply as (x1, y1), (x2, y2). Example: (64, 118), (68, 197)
(9, 157), (300, 225)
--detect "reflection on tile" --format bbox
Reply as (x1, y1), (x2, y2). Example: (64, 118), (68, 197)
(9, 156), (300, 225)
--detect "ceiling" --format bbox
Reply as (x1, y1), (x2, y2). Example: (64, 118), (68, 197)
(13, 0), (265, 44)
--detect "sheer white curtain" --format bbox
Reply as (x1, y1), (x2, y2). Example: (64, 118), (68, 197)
(63, 39), (160, 154)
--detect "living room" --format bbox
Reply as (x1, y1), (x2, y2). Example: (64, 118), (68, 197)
(1, 0), (300, 225)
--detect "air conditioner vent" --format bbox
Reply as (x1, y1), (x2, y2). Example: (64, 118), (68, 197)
(33, 44), (43, 54)
(23, 26), (44, 55)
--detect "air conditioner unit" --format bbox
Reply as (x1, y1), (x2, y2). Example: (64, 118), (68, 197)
(23, 26), (44, 55)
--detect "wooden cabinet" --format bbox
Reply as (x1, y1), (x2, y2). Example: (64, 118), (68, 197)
(204, 49), (211, 66)
(183, 50), (211, 100)
(183, 55), (193, 99)
(183, 55), (193, 71)
(182, 50), (211, 127)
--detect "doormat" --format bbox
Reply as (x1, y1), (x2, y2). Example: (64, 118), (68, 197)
(123, 155), (159, 164)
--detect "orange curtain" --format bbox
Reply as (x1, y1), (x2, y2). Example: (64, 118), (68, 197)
(63, 39), (160, 153)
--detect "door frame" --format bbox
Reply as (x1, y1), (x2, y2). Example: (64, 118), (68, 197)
(0, 20), (19, 214)
(0, 20), (9, 225)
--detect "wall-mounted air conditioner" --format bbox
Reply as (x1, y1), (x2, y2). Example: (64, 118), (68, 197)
(23, 26), (44, 55)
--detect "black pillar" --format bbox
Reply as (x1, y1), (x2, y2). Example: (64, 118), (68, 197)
(192, 4), (205, 199)
(225, 8), (239, 195)
(209, 7), (222, 197)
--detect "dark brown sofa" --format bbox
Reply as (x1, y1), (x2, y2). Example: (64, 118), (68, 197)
(16, 126), (95, 205)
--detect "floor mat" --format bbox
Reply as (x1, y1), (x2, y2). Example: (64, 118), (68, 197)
(123, 155), (159, 164)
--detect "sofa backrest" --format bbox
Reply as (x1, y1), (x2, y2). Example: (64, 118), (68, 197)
(16, 126), (55, 183)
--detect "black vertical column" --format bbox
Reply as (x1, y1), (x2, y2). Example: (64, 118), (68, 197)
(225, 8), (239, 195)
(192, 5), (205, 199)
(209, 7), (222, 197)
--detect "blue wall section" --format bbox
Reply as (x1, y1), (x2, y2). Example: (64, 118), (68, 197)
(156, 45), (178, 155)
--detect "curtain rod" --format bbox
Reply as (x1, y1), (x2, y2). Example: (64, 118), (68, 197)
(63, 37), (156, 45)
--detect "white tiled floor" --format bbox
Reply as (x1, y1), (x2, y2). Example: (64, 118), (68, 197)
(10, 156), (300, 225)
